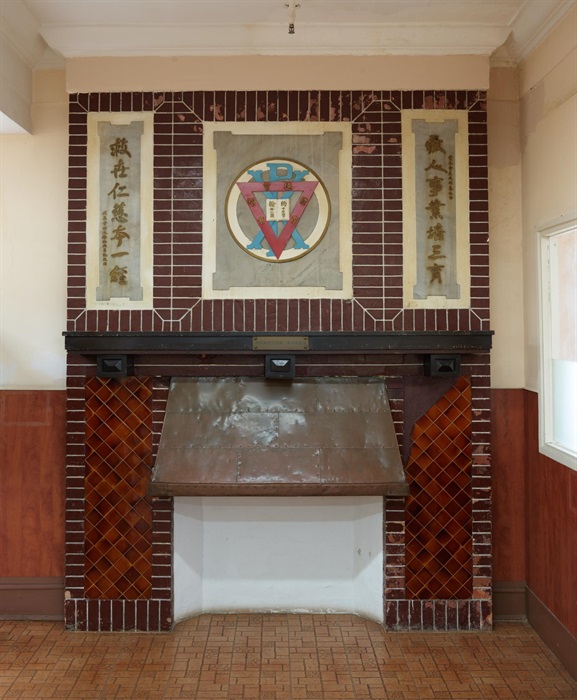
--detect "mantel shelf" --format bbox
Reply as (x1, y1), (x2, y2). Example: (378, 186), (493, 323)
(64, 331), (493, 355)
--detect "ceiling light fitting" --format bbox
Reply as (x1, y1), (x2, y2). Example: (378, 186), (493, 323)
(286, 1), (300, 34)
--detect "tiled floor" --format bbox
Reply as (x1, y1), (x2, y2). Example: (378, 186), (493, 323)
(0, 615), (576, 699)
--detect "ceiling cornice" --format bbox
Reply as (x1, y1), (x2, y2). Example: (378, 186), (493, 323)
(38, 23), (513, 59)
(0, 0), (47, 69)
(513, 0), (576, 60)
(491, 0), (575, 67)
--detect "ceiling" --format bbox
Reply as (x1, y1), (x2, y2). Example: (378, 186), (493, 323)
(2, 0), (576, 69)
(1, 0), (574, 132)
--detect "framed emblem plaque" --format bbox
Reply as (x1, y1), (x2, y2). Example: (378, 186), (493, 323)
(203, 122), (352, 299)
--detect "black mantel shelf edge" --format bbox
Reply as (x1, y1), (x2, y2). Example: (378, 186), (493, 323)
(63, 331), (493, 355)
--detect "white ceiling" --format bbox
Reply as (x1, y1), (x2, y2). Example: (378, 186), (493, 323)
(1, 0), (576, 69)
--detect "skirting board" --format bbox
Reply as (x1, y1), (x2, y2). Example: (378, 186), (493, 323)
(0, 577), (64, 620)
(527, 588), (577, 682)
(492, 581), (527, 620)
(492, 582), (576, 682)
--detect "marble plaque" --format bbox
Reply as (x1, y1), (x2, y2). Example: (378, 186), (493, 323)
(86, 113), (153, 309)
(402, 110), (471, 309)
(203, 123), (352, 300)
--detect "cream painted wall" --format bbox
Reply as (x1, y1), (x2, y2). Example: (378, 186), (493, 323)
(487, 68), (525, 388)
(519, 5), (577, 392)
(0, 37), (33, 133)
(65, 55), (490, 93)
(0, 69), (68, 389)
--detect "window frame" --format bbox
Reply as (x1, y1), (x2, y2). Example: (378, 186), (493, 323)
(537, 214), (577, 472)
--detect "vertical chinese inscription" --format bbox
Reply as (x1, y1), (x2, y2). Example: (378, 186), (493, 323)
(412, 120), (460, 299)
(96, 122), (144, 301)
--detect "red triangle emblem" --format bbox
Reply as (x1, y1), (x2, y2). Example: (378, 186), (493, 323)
(236, 181), (318, 259)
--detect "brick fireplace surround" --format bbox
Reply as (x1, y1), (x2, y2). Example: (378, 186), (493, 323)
(64, 89), (492, 632)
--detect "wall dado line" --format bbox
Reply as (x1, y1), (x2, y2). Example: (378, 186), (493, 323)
(65, 89), (491, 632)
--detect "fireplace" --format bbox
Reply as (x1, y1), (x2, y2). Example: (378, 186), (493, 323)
(64, 87), (492, 633)
(64, 331), (492, 632)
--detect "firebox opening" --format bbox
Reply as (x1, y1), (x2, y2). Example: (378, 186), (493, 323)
(173, 495), (385, 623)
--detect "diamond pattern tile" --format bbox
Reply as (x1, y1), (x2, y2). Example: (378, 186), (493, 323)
(405, 376), (473, 599)
(84, 377), (153, 599)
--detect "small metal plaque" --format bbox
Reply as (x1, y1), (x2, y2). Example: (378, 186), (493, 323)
(252, 336), (309, 351)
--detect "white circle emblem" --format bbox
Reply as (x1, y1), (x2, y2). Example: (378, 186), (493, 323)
(225, 158), (330, 263)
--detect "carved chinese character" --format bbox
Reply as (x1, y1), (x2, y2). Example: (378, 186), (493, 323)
(111, 224), (130, 247)
(428, 244), (446, 261)
(426, 199), (445, 220)
(109, 265), (128, 285)
(427, 224), (445, 241)
(427, 263), (445, 284)
(111, 159), (129, 178)
(111, 202), (128, 223)
(107, 182), (129, 199)
(425, 134), (446, 155)
(426, 175), (444, 197)
(424, 159), (448, 174)
(109, 138), (132, 158)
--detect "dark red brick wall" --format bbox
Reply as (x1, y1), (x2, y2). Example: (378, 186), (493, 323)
(65, 89), (490, 631)
(67, 90), (489, 334)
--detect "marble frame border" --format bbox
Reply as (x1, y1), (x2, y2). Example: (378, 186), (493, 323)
(402, 109), (471, 309)
(202, 121), (353, 300)
(85, 111), (154, 310)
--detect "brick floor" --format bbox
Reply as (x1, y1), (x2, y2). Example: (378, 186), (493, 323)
(0, 615), (575, 699)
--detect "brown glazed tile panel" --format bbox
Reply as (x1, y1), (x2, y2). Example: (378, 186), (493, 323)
(405, 376), (473, 599)
(84, 377), (153, 599)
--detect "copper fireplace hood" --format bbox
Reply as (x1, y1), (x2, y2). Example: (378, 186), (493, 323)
(149, 377), (408, 497)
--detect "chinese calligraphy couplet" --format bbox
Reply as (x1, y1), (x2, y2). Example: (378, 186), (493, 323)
(412, 118), (460, 300)
(96, 121), (144, 302)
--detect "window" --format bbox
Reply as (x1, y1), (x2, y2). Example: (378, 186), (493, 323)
(538, 216), (577, 471)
